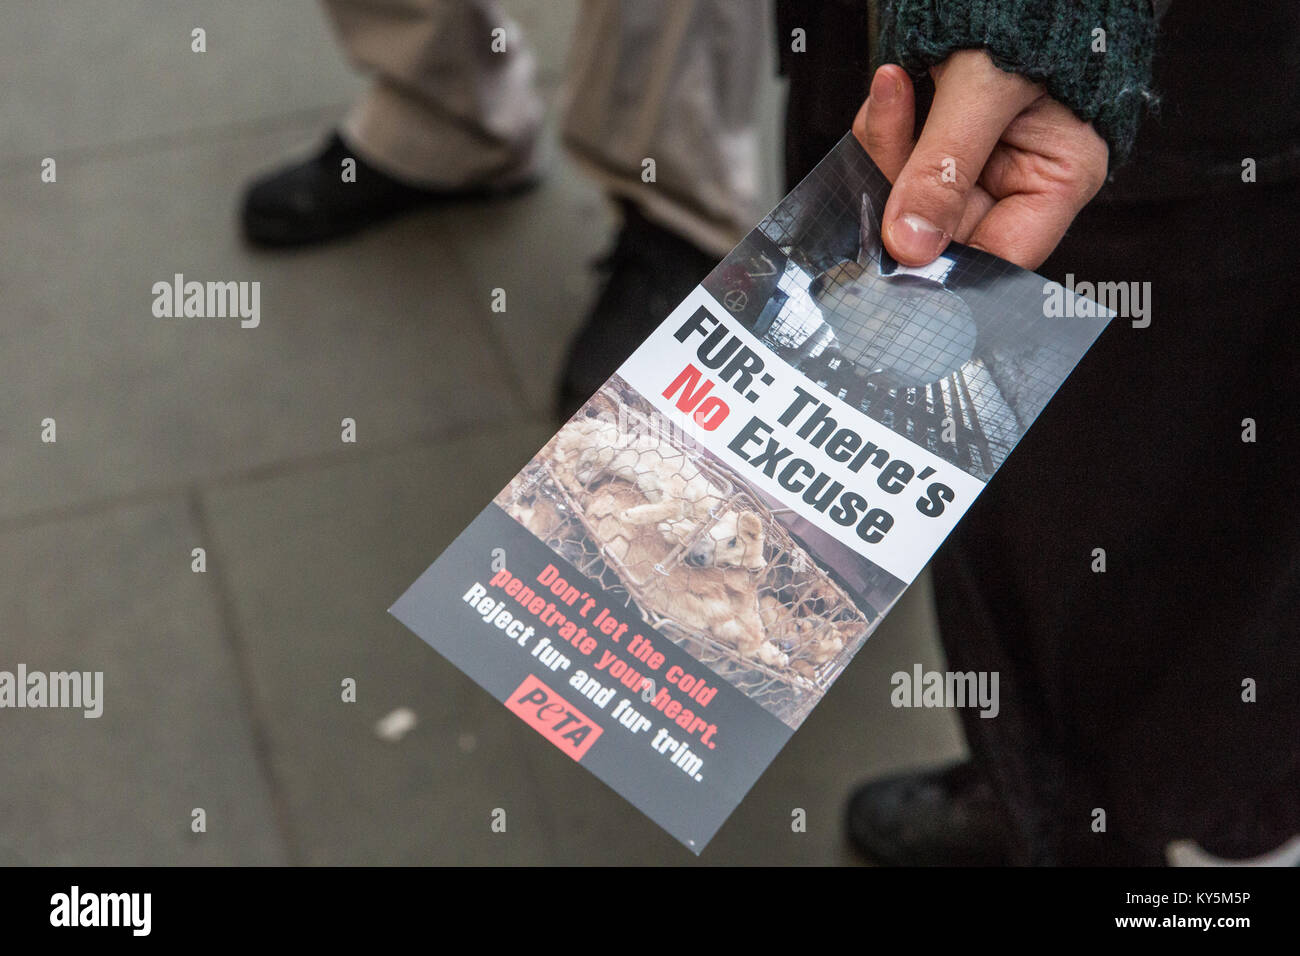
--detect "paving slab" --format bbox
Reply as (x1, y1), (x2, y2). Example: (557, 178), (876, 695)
(1, 0), (361, 165)
(0, 120), (524, 523)
(0, 497), (286, 865)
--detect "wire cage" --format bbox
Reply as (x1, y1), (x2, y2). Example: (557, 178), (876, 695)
(702, 146), (1047, 486)
(495, 377), (873, 728)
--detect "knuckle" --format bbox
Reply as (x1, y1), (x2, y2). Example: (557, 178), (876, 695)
(852, 117), (866, 144)
(1069, 158), (1107, 203)
(1039, 147), (1106, 206)
(1083, 141), (1110, 195)
(905, 155), (971, 205)
(863, 123), (890, 154)
(851, 109), (870, 146)
(1061, 131), (1110, 201)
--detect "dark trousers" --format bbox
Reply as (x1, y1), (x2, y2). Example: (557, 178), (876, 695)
(784, 26), (1300, 865)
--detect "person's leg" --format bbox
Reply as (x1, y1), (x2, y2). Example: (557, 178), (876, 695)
(560, 0), (766, 259)
(777, 0), (872, 191)
(935, 181), (1300, 866)
(324, 0), (543, 189)
(242, 0), (543, 246)
(554, 0), (766, 415)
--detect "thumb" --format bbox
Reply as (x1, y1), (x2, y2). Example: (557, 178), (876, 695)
(881, 52), (1040, 265)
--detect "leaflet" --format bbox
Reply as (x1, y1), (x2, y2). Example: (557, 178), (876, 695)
(391, 133), (1111, 852)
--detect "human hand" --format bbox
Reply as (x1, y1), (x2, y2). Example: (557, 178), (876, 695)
(853, 50), (1109, 270)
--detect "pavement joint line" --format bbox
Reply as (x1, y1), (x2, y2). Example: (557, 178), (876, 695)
(0, 75), (572, 179)
(0, 414), (556, 537)
(475, 310), (543, 419)
(436, 230), (551, 421)
(185, 488), (301, 866)
(0, 102), (350, 178)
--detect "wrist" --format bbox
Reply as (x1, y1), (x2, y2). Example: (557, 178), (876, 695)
(878, 0), (1157, 166)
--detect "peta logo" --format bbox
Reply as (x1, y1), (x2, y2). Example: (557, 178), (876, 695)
(505, 674), (602, 760)
(151, 273), (260, 328)
(50, 886), (151, 937)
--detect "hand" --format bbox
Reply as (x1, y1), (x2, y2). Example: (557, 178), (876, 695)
(852, 50), (1109, 270)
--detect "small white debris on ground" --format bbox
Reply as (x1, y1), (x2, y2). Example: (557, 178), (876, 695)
(374, 707), (418, 742)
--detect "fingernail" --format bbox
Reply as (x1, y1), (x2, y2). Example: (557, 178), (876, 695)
(871, 69), (898, 105)
(889, 213), (949, 263)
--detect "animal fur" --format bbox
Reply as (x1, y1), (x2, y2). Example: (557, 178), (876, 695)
(583, 480), (787, 668)
(552, 417), (727, 534)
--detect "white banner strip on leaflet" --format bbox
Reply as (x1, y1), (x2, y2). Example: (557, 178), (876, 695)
(617, 286), (988, 584)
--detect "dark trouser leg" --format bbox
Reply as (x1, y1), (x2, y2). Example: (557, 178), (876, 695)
(936, 182), (1300, 864)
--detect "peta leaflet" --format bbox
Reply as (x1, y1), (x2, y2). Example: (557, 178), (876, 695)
(390, 134), (1111, 852)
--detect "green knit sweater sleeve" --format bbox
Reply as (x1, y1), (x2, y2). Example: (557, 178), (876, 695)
(878, 0), (1158, 165)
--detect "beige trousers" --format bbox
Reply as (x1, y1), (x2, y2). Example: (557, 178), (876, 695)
(321, 0), (765, 256)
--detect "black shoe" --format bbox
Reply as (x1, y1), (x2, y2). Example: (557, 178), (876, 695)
(555, 201), (718, 421)
(241, 131), (535, 248)
(846, 762), (1012, 866)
